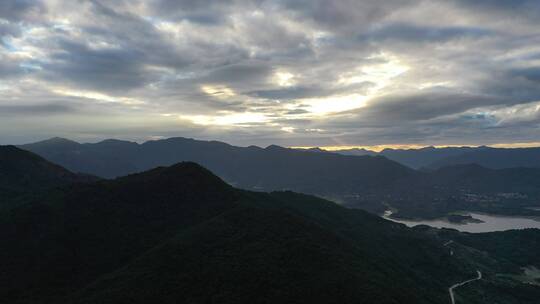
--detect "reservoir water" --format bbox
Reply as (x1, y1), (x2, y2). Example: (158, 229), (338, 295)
(383, 211), (540, 233)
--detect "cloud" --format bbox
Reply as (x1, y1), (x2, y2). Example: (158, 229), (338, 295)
(0, 55), (25, 77)
(0, 0), (539, 146)
(511, 67), (540, 83)
(40, 39), (153, 92)
(146, 0), (235, 24)
(361, 23), (493, 43)
(0, 0), (45, 22)
(357, 92), (505, 123)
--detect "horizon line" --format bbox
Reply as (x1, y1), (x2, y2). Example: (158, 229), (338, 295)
(291, 142), (540, 153)
(11, 136), (540, 153)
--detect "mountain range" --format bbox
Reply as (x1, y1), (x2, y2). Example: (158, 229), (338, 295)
(334, 146), (540, 169)
(20, 137), (414, 194)
(19, 137), (540, 220)
(1, 146), (540, 303)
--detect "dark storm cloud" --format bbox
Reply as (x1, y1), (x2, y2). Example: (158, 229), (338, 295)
(202, 63), (271, 84)
(275, 0), (415, 30)
(0, 103), (75, 115)
(41, 40), (150, 92)
(454, 0), (540, 13)
(475, 67), (540, 105)
(362, 23), (493, 43)
(147, 0), (235, 24)
(84, 1), (194, 69)
(512, 67), (540, 83)
(358, 92), (504, 123)
(0, 0), (45, 22)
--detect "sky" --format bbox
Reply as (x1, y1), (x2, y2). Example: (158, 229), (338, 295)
(1, 0), (540, 148)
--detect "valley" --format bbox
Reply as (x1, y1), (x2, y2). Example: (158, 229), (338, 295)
(1, 145), (540, 303)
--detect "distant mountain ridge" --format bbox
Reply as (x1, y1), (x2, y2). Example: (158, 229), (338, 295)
(332, 145), (540, 169)
(331, 146), (480, 168)
(426, 147), (540, 169)
(20, 137), (415, 194)
(18, 137), (540, 220)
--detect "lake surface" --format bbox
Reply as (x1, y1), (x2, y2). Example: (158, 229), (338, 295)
(383, 211), (540, 233)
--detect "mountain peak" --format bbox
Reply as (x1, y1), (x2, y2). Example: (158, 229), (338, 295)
(94, 139), (139, 146)
(22, 137), (80, 148)
(119, 161), (233, 193)
(265, 144), (287, 151)
(303, 147), (327, 153)
(45, 137), (79, 144)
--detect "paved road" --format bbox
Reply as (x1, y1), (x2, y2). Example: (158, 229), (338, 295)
(449, 270), (482, 304)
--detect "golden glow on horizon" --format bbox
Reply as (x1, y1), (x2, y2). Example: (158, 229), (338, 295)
(490, 142), (540, 149)
(292, 142), (540, 152)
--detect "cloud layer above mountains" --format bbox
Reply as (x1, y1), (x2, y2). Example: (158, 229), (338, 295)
(1, 0), (539, 147)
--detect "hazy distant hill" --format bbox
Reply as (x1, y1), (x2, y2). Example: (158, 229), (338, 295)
(20, 137), (140, 178)
(426, 147), (540, 169)
(1, 152), (539, 303)
(380, 146), (481, 169)
(336, 145), (540, 170)
(327, 147), (378, 157)
(336, 146), (480, 169)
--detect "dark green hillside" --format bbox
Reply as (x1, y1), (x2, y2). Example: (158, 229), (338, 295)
(0, 160), (470, 304)
(435, 228), (540, 304)
(71, 191), (477, 304)
(0, 145), (93, 203)
(428, 147), (540, 169)
(440, 229), (540, 268)
(0, 162), (239, 303)
(0, 150), (539, 303)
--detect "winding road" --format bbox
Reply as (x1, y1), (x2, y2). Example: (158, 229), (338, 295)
(444, 240), (482, 304)
(448, 270), (482, 304)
